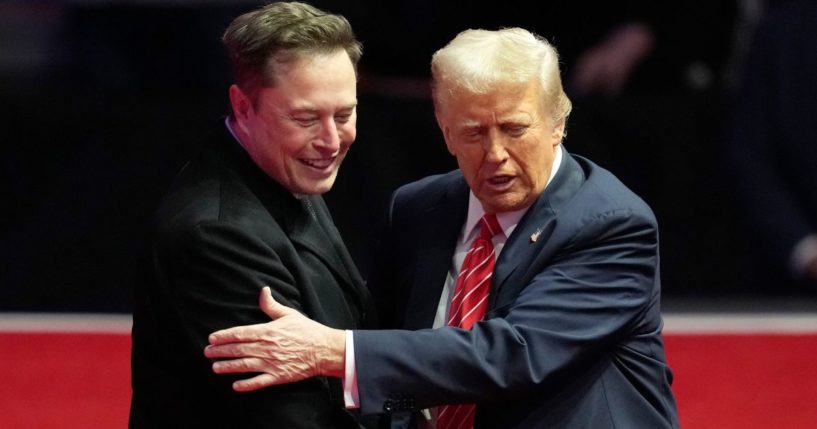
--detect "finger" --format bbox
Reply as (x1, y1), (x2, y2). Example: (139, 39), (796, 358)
(259, 286), (297, 319)
(208, 323), (272, 345)
(233, 373), (279, 392)
(205, 342), (259, 359)
(212, 357), (266, 374)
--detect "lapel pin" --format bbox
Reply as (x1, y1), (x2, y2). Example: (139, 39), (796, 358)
(530, 228), (542, 243)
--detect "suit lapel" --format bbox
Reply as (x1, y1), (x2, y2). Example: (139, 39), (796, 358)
(285, 196), (367, 299)
(404, 178), (468, 330)
(489, 151), (586, 311)
(309, 195), (367, 292)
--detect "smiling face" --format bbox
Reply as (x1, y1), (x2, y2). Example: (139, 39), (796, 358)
(230, 50), (357, 195)
(436, 80), (564, 213)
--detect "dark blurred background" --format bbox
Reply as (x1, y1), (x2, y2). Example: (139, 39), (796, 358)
(2, 0), (816, 313)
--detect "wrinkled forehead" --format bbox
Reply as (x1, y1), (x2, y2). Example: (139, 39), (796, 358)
(436, 79), (547, 117)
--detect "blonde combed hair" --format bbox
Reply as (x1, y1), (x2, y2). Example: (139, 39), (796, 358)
(431, 28), (572, 128)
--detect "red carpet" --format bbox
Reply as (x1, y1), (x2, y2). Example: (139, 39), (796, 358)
(0, 332), (131, 429)
(1, 314), (816, 428)
(666, 334), (817, 429)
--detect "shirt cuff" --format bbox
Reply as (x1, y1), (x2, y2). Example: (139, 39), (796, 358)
(791, 234), (817, 277)
(342, 330), (360, 409)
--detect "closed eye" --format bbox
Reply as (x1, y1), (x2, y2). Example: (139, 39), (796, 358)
(501, 124), (528, 137)
(460, 126), (485, 141)
(292, 116), (318, 127)
(334, 114), (353, 124)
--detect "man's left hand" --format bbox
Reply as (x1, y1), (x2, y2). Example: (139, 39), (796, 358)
(205, 287), (346, 392)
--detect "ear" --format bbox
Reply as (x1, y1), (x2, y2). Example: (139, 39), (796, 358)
(552, 118), (566, 146)
(435, 109), (457, 156)
(229, 84), (253, 132)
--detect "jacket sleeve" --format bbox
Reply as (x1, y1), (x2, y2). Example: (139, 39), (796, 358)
(148, 219), (357, 428)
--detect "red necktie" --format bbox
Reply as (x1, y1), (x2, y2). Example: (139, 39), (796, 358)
(437, 214), (502, 429)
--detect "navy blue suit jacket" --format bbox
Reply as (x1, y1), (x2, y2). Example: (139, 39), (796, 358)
(356, 150), (679, 428)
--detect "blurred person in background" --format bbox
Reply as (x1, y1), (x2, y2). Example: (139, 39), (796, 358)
(727, 0), (817, 292)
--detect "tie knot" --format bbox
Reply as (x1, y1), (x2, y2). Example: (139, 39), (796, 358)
(478, 214), (502, 241)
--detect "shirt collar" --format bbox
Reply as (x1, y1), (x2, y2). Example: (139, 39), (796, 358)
(461, 145), (563, 243)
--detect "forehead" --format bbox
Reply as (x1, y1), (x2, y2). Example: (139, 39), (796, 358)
(258, 51), (358, 111)
(442, 81), (545, 122)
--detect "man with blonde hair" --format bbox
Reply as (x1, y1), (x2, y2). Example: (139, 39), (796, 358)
(206, 27), (679, 429)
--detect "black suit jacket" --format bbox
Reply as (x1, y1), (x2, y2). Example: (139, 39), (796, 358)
(130, 125), (374, 428)
(356, 151), (679, 428)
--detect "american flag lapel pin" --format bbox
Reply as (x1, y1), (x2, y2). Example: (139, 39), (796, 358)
(530, 228), (542, 243)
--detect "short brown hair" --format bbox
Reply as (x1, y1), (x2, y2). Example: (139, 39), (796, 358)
(222, 2), (362, 100)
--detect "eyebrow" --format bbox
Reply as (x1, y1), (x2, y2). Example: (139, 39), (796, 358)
(458, 119), (483, 128)
(289, 102), (357, 115)
(336, 103), (357, 112)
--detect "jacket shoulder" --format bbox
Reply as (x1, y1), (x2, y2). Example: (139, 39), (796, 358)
(391, 170), (465, 213)
(151, 152), (281, 249)
(570, 155), (656, 225)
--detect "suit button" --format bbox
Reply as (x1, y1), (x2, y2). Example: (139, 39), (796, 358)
(383, 400), (393, 412)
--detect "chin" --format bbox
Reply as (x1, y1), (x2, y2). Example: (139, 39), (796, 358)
(298, 180), (336, 195)
(482, 195), (530, 213)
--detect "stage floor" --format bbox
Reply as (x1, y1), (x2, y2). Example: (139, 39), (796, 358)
(2, 306), (816, 429)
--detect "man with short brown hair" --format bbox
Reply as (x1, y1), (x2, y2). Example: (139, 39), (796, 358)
(129, 3), (373, 428)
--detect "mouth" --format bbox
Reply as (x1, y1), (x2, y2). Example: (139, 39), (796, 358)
(483, 174), (516, 192)
(487, 175), (514, 186)
(299, 157), (336, 171)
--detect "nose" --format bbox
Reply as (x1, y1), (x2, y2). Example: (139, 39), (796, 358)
(316, 118), (341, 152)
(483, 130), (508, 163)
